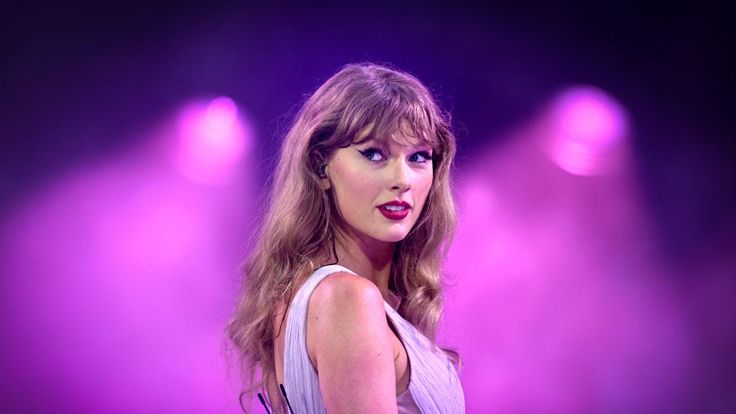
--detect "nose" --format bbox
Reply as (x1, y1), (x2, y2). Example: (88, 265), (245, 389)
(389, 159), (411, 192)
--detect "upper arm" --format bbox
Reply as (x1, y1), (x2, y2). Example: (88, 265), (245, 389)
(307, 273), (397, 413)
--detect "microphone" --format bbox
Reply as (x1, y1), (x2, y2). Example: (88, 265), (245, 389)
(257, 392), (271, 414)
(280, 384), (295, 414)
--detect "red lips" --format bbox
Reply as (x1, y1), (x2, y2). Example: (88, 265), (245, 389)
(377, 200), (411, 221)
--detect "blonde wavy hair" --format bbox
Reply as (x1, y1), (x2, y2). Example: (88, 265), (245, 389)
(227, 62), (457, 403)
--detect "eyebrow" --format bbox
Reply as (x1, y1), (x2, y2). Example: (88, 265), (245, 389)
(394, 142), (434, 153)
(357, 137), (432, 151)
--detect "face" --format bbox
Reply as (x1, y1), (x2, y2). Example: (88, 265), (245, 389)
(324, 135), (434, 246)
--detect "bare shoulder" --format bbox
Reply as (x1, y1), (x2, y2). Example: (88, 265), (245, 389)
(309, 271), (385, 313)
(307, 272), (388, 348)
(306, 272), (397, 412)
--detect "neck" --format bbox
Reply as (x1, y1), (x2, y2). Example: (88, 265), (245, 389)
(329, 227), (396, 301)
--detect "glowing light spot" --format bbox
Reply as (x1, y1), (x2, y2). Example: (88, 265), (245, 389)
(547, 86), (629, 176)
(175, 97), (251, 185)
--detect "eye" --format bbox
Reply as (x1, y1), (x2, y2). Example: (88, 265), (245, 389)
(358, 147), (386, 162)
(409, 151), (432, 164)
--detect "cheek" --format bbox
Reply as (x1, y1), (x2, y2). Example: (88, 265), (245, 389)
(331, 164), (379, 208)
(415, 171), (434, 201)
(335, 165), (372, 192)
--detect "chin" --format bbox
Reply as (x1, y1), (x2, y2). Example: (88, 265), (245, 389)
(378, 228), (412, 243)
(382, 235), (407, 243)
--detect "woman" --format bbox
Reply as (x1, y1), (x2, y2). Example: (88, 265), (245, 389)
(228, 63), (464, 413)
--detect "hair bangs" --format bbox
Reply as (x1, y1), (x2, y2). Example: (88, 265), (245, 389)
(347, 94), (440, 151)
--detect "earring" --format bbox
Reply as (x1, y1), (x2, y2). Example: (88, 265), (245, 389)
(318, 165), (328, 179)
(310, 149), (328, 179)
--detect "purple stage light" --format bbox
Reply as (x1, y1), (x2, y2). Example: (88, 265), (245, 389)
(546, 86), (629, 176)
(0, 104), (256, 411)
(440, 119), (691, 412)
(174, 97), (251, 186)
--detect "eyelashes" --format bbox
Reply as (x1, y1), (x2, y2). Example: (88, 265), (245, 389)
(358, 148), (384, 162)
(358, 147), (432, 164)
(410, 151), (432, 163)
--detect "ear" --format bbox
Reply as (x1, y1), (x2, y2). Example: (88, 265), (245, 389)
(319, 166), (331, 190)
